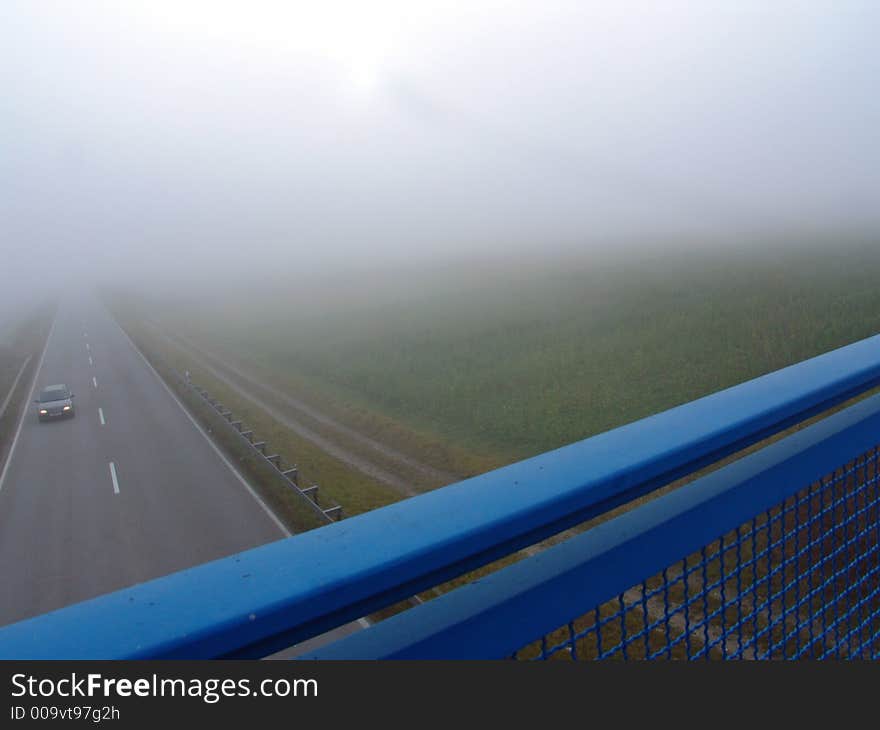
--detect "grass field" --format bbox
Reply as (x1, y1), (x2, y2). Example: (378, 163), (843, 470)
(135, 241), (880, 479)
(111, 241), (880, 648)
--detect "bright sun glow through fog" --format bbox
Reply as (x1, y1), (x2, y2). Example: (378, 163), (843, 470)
(138, 0), (433, 96)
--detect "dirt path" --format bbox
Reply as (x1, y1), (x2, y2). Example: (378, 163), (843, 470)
(145, 322), (461, 496)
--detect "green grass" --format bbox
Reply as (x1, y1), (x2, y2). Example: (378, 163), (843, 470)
(105, 241), (880, 653)
(135, 240), (880, 472)
(106, 241), (880, 655)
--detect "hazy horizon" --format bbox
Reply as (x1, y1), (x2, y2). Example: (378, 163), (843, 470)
(3, 1), (879, 310)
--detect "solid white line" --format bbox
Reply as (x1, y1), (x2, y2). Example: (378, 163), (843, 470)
(0, 355), (32, 424)
(112, 315), (291, 537)
(92, 376), (97, 389)
(118, 315), (375, 634)
(99, 407), (105, 425)
(0, 315), (58, 492)
(89, 356), (93, 366)
(109, 461), (120, 494)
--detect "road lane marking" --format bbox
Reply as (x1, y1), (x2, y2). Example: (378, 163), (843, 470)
(114, 317), (291, 537)
(86, 343), (90, 351)
(109, 462), (120, 494)
(92, 376), (97, 389)
(88, 356), (93, 366)
(0, 355), (31, 424)
(0, 315), (58, 492)
(99, 408), (105, 425)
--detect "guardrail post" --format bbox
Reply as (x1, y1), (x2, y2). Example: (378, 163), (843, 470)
(282, 467), (299, 485)
(179, 376), (346, 531)
(301, 485), (319, 504)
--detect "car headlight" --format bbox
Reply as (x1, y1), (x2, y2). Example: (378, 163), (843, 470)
(63, 405), (71, 411)
(39, 409), (47, 415)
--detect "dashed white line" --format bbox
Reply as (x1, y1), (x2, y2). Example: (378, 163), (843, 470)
(98, 408), (105, 425)
(88, 356), (93, 366)
(86, 343), (90, 351)
(109, 462), (120, 494)
(92, 376), (97, 389)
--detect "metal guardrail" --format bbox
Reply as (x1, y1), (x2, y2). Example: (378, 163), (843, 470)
(3, 332), (880, 658)
(180, 372), (343, 525)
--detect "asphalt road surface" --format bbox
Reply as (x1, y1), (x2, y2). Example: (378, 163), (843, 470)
(0, 295), (288, 628)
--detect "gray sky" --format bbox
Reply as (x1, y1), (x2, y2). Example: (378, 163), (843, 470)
(2, 0), (878, 300)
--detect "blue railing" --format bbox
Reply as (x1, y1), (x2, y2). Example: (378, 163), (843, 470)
(3, 333), (880, 658)
(314, 389), (880, 659)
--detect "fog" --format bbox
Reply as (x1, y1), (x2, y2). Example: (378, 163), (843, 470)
(2, 1), (879, 307)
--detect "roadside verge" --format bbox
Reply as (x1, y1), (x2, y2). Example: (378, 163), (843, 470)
(0, 305), (56, 484)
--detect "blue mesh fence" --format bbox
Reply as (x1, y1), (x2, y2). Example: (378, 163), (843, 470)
(515, 445), (880, 660)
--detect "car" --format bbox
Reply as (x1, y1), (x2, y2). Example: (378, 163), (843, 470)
(35, 384), (76, 421)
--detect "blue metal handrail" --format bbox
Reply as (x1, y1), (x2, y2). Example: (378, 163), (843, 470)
(305, 389), (880, 658)
(2, 333), (880, 658)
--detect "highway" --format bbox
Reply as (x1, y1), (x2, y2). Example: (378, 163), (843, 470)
(0, 295), (288, 628)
